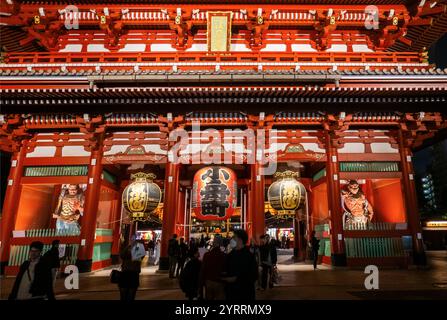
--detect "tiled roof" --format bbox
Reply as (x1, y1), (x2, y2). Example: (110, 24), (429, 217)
(20, 0), (407, 5)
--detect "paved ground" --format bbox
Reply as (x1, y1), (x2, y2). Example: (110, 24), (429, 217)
(1, 251), (446, 300)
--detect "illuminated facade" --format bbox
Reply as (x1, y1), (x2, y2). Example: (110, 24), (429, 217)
(0, 0), (446, 274)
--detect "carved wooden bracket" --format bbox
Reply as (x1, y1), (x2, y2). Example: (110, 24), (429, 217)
(246, 9), (271, 51)
(76, 115), (106, 152)
(99, 12), (125, 50)
(0, 114), (32, 153)
(19, 9), (67, 51)
(168, 8), (193, 50)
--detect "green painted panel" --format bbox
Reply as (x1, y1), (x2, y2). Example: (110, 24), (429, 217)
(24, 165), (88, 177)
(313, 168), (326, 181)
(102, 170), (117, 185)
(324, 239), (331, 257)
(8, 244), (79, 266)
(93, 242), (112, 262)
(95, 228), (113, 236)
(339, 162), (399, 172)
(345, 237), (405, 258)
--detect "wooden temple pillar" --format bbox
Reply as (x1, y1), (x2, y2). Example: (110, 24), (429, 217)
(184, 189), (191, 242)
(110, 190), (123, 265)
(159, 162), (181, 270)
(397, 129), (426, 265)
(0, 141), (27, 274)
(325, 130), (347, 266)
(175, 187), (186, 240)
(293, 218), (299, 255)
(249, 162), (265, 243)
(76, 147), (104, 272)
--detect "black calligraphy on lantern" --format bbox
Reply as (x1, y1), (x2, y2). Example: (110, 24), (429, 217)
(199, 167), (230, 217)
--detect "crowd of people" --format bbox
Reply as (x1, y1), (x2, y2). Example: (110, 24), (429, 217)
(8, 229), (321, 301)
(114, 229), (283, 301)
(170, 230), (282, 300)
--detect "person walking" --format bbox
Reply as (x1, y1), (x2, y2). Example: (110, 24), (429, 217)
(249, 238), (262, 290)
(148, 239), (155, 258)
(176, 237), (188, 277)
(200, 236), (226, 300)
(154, 239), (161, 265)
(168, 234), (179, 278)
(179, 248), (202, 300)
(222, 229), (258, 300)
(42, 239), (61, 287)
(9, 241), (55, 300)
(281, 234), (287, 249)
(118, 237), (144, 301)
(199, 234), (206, 248)
(310, 231), (320, 270)
(259, 234), (277, 290)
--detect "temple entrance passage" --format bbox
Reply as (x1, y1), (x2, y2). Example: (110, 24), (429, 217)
(0, 114), (429, 275)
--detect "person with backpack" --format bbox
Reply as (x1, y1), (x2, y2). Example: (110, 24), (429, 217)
(310, 231), (320, 270)
(168, 234), (179, 278)
(179, 248), (202, 300)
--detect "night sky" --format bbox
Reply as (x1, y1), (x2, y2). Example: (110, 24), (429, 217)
(429, 33), (447, 68)
(414, 33), (447, 176)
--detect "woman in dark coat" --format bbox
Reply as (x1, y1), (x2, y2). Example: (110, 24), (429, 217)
(179, 248), (202, 300)
(118, 240), (144, 301)
(310, 231), (320, 270)
(223, 230), (258, 300)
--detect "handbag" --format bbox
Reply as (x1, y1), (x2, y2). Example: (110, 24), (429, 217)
(110, 269), (122, 284)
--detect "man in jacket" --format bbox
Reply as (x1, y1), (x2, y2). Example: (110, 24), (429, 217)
(9, 241), (55, 300)
(259, 234), (278, 290)
(200, 236), (226, 300)
(223, 229), (258, 300)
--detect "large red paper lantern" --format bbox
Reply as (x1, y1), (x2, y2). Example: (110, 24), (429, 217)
(192, 166), (237, 221)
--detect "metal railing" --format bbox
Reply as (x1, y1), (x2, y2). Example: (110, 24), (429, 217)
(23, 229), (81, 237)
(340, 162), (400, 172)
(344, 222), (407, 231)
(2, 51), (423, 67)
(345, 237), (406, 258)
(8, 244), (79, 266)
